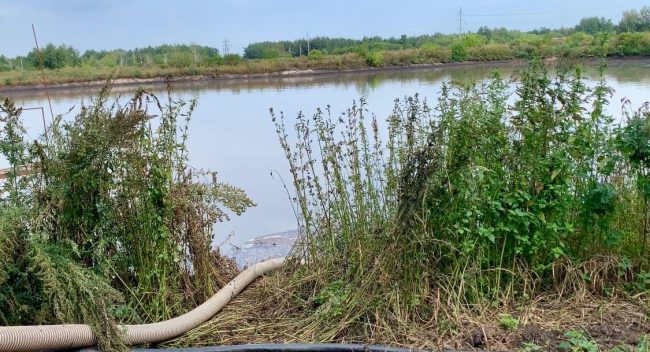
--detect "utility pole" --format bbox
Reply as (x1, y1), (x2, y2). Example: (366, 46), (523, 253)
(222, 38), (231, 55)
(458, 7), (463, 35)
(306, 32), (310, 55)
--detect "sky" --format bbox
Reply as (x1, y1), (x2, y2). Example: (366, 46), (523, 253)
(0, 0), (647, 57)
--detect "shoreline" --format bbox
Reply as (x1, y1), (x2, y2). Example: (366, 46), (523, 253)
(0, 60), (520, 94)
(2, 56), (647, 95)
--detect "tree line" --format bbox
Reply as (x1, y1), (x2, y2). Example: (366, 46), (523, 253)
(243, 6), (650, 59)
(0, 6), (649, 72)
(0, 44), (240, 72)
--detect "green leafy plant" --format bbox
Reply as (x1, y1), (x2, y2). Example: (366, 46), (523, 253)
(558, 330), (599, 352)
(519, 342), (544, 352)
(499, 313), (520, 331)
(635, 271), (650, 291)
(364, 52), (383, 67)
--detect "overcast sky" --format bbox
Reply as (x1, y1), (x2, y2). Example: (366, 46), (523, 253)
(1, 0), (646, 57)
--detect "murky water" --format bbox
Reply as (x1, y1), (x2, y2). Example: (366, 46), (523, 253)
(3, 60), (650, 261)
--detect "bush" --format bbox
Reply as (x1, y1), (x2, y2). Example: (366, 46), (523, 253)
(450, 42), (467, 61)
(364, 52), (383, 67)
(308, 49), (324, 60)
(273, 62), (650, 340)
(380, 49), (423, 65)
(0, 88), (253, 349)
(467, 44), (514, 61)
(419, 43), (451, 62)
(223, 53), (242, 65)
(612, 32), (650, 56)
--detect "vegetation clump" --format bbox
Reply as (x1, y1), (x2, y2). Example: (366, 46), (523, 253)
(0, 86), (253, 350)
(182, 60), (650, 350)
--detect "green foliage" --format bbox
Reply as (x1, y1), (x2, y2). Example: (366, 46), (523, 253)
(575, 17), (615, 34)
(274, 62), (650, 340)
(619, 7), (650, 33)
(634, 271), (650, 291)
(27, 43), (79, 69)
(450, 42), (467, 61)
(28, 239), (127, 351)
(616, 104), (650, 254)
(308, 49), (324, 60)
(364, 52), (383, 67)
(467, 44), (514, 61)
(419, 43), (451, 61)
(558, 330), (599, 352)
(262, 48), (281, 59)
(519, 343), (544, 352)
(223, 53), (242, 65)
(0, 88), (254, 348)
(498, 313), (519, 331)
(313, 280), (349, 319)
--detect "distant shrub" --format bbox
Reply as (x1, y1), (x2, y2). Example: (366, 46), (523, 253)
(451, 42), (467, 62)
(364, 52), (383, 67)
(223, 54), (242, 65)
(308, 49), (324, 60)
(419, 43), (451, 62)
(612, 32), (650, 56)
(381, 49), (423, 65)
(262, 48), (280, 59)
(467, 44), (514, 61)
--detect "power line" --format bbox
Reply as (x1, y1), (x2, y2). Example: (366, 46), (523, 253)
(465, 11), (568, 17)
(222, 38), (231, 55)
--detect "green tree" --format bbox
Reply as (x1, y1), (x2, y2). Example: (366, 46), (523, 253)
(619, 7), (650, 32)
(575, 17), (615, 34)
(28, 44), (79, 69)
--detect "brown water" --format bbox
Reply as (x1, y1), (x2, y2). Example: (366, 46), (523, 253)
(3, 60), (650, 259)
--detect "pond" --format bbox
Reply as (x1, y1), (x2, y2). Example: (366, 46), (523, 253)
(3, 59), (650, 264)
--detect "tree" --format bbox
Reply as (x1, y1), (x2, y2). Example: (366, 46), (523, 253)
(28, 44), (79, 69)
(618, 7), (650, 32)
(574, 17), (614, 34)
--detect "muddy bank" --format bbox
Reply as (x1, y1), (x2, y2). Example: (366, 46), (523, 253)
(0, 60), (522, 95)
(2, 56), (648, 98)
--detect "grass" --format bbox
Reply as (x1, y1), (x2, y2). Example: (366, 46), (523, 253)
(0, 54), (371, 88)
(168, 59), (650, 351)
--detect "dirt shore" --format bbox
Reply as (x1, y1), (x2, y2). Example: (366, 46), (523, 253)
(0, 60), (517, 95)
(3, 57), (646, 96)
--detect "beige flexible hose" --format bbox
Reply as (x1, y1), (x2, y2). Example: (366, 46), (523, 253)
(0, 257), (285, 351)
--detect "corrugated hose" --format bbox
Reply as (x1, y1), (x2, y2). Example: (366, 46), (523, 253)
(0, 257), (286, 351)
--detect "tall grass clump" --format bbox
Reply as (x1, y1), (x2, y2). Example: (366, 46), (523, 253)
(0, 86), (253, 349)
(273, 61), (650, 342)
